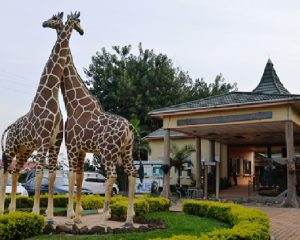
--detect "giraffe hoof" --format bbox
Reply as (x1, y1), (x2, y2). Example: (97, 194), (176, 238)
(122, 222), (134, 228)
(45, 218), (55, 225)
(65, 219), (74, 225)
(74, 218), (82, 224)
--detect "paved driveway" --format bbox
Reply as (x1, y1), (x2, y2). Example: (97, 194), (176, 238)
(256, 207), (300, 240)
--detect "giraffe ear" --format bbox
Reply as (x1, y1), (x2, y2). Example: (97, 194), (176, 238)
(76, 11), (80, 18)
(59, 12), (64, 19)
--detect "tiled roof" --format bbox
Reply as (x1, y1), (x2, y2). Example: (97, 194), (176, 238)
(150, 92), (300, 114)
(150, 59), (299, 115)
(144, 128), (188, 140)
(252, 59), (290, 94)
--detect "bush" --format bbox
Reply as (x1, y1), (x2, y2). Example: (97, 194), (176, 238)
(0, 212), (44, 240)
(153, 200), (270, 240)
(185, 200), (269, 240)
(142, 197), (171, 212)
(110, 196), (169, 217)
(4, 196), (33, 209)
(81, 195), (104, 210)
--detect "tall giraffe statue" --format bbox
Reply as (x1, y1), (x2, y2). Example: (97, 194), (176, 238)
(0, 13), (65, 220)
(0, 12), (83, 221)
(61, 29), (138, 227)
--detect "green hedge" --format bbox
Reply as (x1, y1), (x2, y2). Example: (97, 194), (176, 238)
(0, 212), (44, 240)
(110, 196), (170, 217)
(152, 200), (270, 240)
(3, 195), (170, 216)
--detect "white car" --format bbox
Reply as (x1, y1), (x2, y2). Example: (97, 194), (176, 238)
(0, 175), (28, 197)
(82, 176), (119, 195)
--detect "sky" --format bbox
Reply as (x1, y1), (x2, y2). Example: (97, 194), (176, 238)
(1, 0), (300, 157)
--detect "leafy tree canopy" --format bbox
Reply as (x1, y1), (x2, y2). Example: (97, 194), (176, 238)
(85, 43), (237, 133)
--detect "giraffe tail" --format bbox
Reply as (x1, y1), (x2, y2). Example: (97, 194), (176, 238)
(1, 125), (11, 173)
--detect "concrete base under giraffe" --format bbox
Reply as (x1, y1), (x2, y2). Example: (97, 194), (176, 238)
(43, 211), (166, 235)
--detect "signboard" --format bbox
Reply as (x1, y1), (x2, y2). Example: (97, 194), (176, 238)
(135, 178), (163, 193)
(177, 111), (272, 126)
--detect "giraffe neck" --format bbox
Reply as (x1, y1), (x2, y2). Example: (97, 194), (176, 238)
(62, 50), (103, 116)
(31, 20), (74, 111)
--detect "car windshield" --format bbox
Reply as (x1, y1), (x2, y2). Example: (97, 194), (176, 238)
(55, 177), (69, 186)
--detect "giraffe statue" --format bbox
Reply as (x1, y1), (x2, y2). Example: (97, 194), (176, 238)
(60, 30), (138, 227)
(0, 12), (83, 222)
(0, 13), (65, 220)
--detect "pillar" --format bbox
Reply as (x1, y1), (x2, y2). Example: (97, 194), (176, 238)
(160, 129), (171, 198)
(204, 165), (208, 199)
(195, 137), (201, 197)
(282, 121), (299, 207)
(216, 144), (220, 199)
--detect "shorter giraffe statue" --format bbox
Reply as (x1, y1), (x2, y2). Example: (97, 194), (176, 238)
(60, 36), (138, 226)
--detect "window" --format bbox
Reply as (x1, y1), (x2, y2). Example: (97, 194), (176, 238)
(152, 166), (163, 177)
(231, 158), (240, 175)
(243, 160), (251, 175)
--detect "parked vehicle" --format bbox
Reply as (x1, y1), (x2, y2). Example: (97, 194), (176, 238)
(82, 176), (119, 195)
(0, 175), (28, 196)
(25, 175), (93, 196)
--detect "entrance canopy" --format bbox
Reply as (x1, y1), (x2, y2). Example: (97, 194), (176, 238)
(149, 59), (300, 147)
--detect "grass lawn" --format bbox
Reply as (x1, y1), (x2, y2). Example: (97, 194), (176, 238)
(29, 211), (229, 240)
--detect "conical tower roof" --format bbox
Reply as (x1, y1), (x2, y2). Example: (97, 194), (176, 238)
(252, 59), (290, 94)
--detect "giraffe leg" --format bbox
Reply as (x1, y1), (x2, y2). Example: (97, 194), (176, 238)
(124, 175), (136, 227)
(0, 170), (8, 215)
(45, 171), (56, 223)
(8, 171), (19, 213)
(66, 170), (76, 224)
(46, 135), (62, 224)
(9, 152), (28, 213)
(32, 148), (47, 215)
(101, 177), (116, 226)
(74, 172), (83, 223)
(74, 152), (85, 224)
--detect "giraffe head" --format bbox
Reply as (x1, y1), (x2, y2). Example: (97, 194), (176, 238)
(66, 11), (84, 36)
(42, 12), (64, 33)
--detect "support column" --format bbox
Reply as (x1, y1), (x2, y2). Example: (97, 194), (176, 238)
(216, 144), (220, 199)
(204, 165), (208, 199)
(282, 121), (299, 207)
(160, 129), (171, 198)
(195, 137), (202, 197)
(209, 140), (215, 197)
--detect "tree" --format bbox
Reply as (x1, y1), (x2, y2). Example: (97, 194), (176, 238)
(170, 144), (195, 185)
(187, 74), (237, 101)
(130, 117), (151, 160)
(85, 43), (237, 134)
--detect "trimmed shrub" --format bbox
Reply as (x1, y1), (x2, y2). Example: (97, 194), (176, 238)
(153, 200), (269, 240)
(0, 212), (44, 240)
(81, 195), (104, 210)
(143, 197), (171, 212)
(110, 201), (128, 217)
(110, 196), (169, 217)
(4, 196), (33, 209)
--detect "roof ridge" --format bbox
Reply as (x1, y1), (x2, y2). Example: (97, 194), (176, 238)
(252, 59), (290, 94)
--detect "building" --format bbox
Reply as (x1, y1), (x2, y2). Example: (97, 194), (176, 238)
(147, 59), (300, 198)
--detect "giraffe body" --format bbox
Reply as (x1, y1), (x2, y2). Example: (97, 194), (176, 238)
(62, 49), (137, 225)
